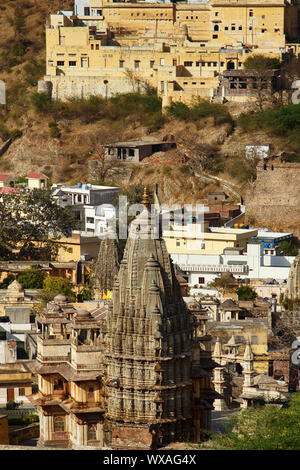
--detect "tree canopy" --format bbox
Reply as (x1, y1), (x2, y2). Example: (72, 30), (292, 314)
(243, 54), (281, 71)
(237, 285), (257, 301)
(39, 276), (76, 304)
(17, 268), (46, 289)
(0, 188), (79, 260)
(209, 393), (300, 450)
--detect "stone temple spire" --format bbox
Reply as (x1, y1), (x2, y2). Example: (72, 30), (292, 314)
(286, 251), (300, 300)
(242, 339), (255, 389)
(142, 186), (151, 210)
(93, 235), (122, 299)
(103, 199), (194, 449)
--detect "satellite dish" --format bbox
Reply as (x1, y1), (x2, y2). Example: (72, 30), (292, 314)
(291, 349), (300, 366)
(291, 339), (300, 350)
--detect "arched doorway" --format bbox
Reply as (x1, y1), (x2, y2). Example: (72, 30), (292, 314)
(227, 61), (235, 70)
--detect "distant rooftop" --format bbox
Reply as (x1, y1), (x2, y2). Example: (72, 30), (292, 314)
(27, 173), (48, 179)
(53, 183), (119, 191)
(257, 231), (293, 239)
(104, 140), (165, 148)
(0, 174), (12, 181)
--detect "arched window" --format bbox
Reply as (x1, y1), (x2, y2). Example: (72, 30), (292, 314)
(214, 24), (219, 31)
(54, 416), (65, 432)
(87, 424), (97, 441)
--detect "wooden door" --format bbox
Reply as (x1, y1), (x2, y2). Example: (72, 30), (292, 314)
(7, 388), (14, 401)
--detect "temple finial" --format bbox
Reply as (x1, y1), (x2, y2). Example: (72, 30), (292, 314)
(142, 186), (150, 209)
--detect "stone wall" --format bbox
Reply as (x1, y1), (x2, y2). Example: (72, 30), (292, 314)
(111, 424), (152, 449)
(48, 76), (133, 102)
(244, 162), (300, 239)
(9, 424), (39, 445)
(88, 159), (133, 185)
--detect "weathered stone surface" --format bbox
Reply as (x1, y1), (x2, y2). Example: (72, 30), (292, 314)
(286, 253), (300, 299)
(103, 202), (195, 449)
(93, 237), (122, 297)
(245, 162), (300, 237)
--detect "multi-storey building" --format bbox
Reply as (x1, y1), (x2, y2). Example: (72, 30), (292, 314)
(40, 0), (298, 105)
(52, 183), (119, 237)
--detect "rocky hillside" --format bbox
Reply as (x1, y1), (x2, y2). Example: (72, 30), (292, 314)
(0, 0), (298, 208)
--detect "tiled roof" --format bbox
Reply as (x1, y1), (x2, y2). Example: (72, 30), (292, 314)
(27, 172), (47, 179)
(0, 187), (19, 194)
(0, 174), (12, 181)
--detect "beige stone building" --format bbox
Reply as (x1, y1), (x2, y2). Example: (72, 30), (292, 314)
(41, 0), (298, 105)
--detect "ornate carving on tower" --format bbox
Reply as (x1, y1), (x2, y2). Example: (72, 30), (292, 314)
(103, 191), (194, 448)
(212, 338), (227, 411)
(286, 251), (300, 300)
(93, 235), (122, 299)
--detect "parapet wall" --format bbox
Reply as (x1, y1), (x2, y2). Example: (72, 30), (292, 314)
(244, 162), (300, 238)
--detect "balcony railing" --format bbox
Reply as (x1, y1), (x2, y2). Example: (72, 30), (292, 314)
(176, 264), (248, 274)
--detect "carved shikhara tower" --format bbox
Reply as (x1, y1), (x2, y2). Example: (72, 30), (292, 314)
(103, 197), (194, 448)
(30, 190), (216, 449)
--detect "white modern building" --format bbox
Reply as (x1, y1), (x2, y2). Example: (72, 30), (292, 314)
(52, 183), (120, 237)
(170, 240), (295, 296)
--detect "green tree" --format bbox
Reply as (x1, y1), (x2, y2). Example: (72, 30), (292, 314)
(209, 393), (300, 450)
(40, 276), (76, 303)
(17, 269), (46, 289)
(0, 274), (16, 289)
(243, 54), (281, 71)
(209, 273), (236, 296)
(77, 284), (93, 302)
(30, 92), (52, 113)
(237, 285), (257, 301)
(279, 240), (299, 256)
(0, 188), (79, 261)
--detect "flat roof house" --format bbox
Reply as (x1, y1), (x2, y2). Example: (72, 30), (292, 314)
(104, 140), (176, 162)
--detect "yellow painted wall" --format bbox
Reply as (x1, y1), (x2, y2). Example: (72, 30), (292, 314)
(44, 0), (293, 104)
(55, 234), (100, 262)
(163, 227), (257, 255)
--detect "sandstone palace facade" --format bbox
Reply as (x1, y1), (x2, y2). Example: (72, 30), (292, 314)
(39, 0), (299, 105)
(29, 198), (216, 449)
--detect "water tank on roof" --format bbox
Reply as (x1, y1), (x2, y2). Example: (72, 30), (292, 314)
(78, 182), (82, 188)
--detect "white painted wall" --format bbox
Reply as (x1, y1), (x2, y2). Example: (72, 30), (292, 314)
(170, 243), (295, 291)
